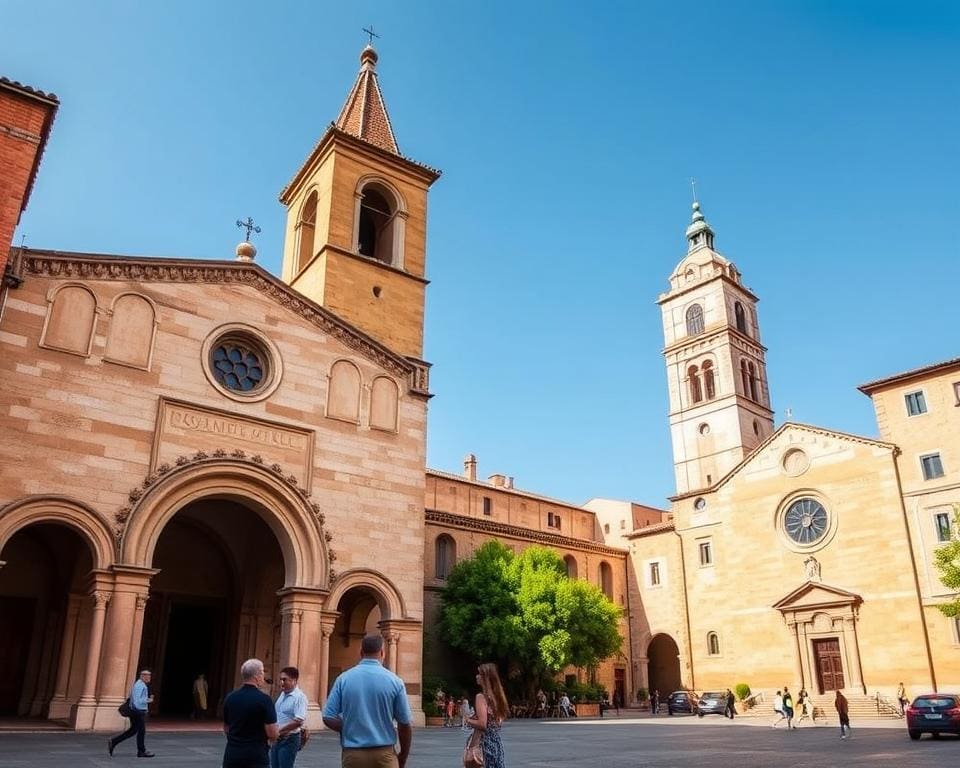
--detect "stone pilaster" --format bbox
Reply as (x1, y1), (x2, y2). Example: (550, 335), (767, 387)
(48, 594), (83, 720)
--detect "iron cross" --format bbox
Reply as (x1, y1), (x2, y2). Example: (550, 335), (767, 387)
(690, 177), (698, 203)
(362, 25), (380, 46)
(236, 217), (261, 241)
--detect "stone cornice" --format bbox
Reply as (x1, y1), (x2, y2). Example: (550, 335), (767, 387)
(425, 509), (627, 558)
(17, 249), (430, 397)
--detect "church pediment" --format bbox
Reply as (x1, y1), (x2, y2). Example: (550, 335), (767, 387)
(773, 580), (862, 612)
(18, 249), (430, 396)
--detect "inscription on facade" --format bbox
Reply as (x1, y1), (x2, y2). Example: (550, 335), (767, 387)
(152, 398), (314, 489)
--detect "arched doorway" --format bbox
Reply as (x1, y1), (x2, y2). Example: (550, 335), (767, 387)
(139, 499), (285, 718)
(0, 522), (94, 718)
(328, 586), (384, 686)
(647, 633), (681, 695)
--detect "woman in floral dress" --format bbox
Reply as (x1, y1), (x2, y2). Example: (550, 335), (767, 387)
(465, 663), (508, 768)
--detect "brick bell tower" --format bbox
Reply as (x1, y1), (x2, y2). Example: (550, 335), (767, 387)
(279, 45), (441, 361)
(659, 200), (775, 495)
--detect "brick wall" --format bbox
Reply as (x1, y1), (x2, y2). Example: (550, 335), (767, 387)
(0, 80), (57, 278)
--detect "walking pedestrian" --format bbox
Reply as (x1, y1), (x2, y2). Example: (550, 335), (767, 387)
(782, 686), (795, 730)
(897, 682), (909, 715)
(724, 688), (736, 719)
(272, 666), (308, 768)
(795, 689), (812, 726)
(222, 658), (278, 768)
(463, 663), (508, 768)
(192, 673), (208, 720)
(459, 694), (474, 730)
(835, 690), (851, 739)
(651, 689), (659, 715)
(322, 634), (412, 768)
(108, 669), (154, 758)
(771, 690), (786, 728)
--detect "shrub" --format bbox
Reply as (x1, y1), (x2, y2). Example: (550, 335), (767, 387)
(423, 699), (441, 717)
(734, 683), (751, 701)
(636, 687), (649, 703)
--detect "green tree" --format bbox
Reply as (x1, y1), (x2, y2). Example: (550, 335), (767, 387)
(439, 542), (622, 693)
(933, 505), (960, 619)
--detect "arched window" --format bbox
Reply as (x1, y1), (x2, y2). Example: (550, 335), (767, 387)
(369, 376), (399, 432)
(327, 360), (362, 423)
(41, 284), (98, 356)
(688, 365), (703, 404)
(358, 183), (399, 265)
(740, 359), (750, 398)
(734, 301), (747, 335)
(435, 534), (456, 580)
(105, 293), (156, 369)
(599, 561), (613, 599)
(296, 191), (317, 273)
(564, 555), (578, 579)
(748, 362), (758, 401)
(707, 632), (720, 656)
(685, 304), (704, 336)
(702, 360), (716, 400)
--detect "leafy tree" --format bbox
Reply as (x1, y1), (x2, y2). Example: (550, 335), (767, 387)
(933, 505), (960, 619)
(439, 541), (622, 693)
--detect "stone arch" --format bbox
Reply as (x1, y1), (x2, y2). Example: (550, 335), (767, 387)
(646, 632), (682, 695)
(327, 359), (362, 423)
(563, 554), (578, 579)
(352, 175), (408, 269)
(295, 188), (318, 274)
(0, 495), (115, 571)
(325, 568), (406, 621)
(119, 459), (329, 589)
(369, 375), (400, 432)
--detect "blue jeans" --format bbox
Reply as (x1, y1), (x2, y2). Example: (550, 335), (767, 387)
(270, 734), (299, 768)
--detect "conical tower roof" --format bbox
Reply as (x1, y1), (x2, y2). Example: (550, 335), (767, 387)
(334, 45), (399, 155)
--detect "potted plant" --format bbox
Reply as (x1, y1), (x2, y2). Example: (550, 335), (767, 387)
(636, 687), (649, 710)
(423, 699), (445, 727)
(734, 683), (751, 713)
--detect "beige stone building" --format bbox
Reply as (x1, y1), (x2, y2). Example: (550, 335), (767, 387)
(621, 204), (960, 708)
(0, 47), (436, 729)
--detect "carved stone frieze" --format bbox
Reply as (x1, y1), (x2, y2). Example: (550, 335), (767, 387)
(22, 252), (428, 392)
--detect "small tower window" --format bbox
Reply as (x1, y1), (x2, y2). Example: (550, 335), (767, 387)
(686, 304), (704, 336)
(707, 632), (721, 656)
(748, 361), (758, 401)
(357, 183), (399, 266)
(702, 360), (716, 399)
(688, 365), (703, 404)
(296, 191), (317, 274)
(734, 301), (748, 335)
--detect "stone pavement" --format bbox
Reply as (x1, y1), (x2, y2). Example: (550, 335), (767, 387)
(0, 715), (953, 768)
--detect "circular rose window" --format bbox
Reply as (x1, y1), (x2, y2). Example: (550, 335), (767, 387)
(783, 498), (829, 546)
(202, 325), (282, 402)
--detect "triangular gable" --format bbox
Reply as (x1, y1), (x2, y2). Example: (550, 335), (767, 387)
(671, 422), (897, 502)
(773, 580), (862, 612)
(19, 249), (430, 396)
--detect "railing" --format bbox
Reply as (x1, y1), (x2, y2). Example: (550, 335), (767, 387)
(742, 691), (765, 709)
(874, 691), (903, 718)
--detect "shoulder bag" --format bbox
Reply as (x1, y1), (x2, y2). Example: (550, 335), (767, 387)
(118, 698), (133, 718)
(463, 728), (484, 768)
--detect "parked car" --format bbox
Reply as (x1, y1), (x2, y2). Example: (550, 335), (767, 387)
(905, 693), (960, 740)
(667, 690), (697, 715)
(696, 691), (728, 717)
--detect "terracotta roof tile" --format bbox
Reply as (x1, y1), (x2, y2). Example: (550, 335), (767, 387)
(334, 46), (399, 155)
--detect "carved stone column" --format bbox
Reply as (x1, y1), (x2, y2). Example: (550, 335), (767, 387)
(48, 594), (83, 720)
(788, 618), (804, 689)
(318, 610), (339, 710)
(842, 615), (864, 693)
(383, 631), (400, 673)
(124, 594), (150, 685)
(72, 591), (110, 729)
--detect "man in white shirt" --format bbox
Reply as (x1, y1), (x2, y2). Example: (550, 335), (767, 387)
(272, 666), (309, 768)
(559, 693), (573, 718)
(771, 690), (787, 728)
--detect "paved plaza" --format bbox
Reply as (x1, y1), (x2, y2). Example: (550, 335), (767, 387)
(0, 716), (953, 768)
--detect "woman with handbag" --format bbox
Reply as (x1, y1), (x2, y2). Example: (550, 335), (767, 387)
(463, 663), (508, 768)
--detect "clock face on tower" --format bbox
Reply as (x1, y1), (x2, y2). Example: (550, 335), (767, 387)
(783, 498), (829, 545)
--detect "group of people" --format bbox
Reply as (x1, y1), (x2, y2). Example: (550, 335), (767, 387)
(108, 634), (509, 768)
(435, 689), (474, 729)
(532, 688), (576, 718)
(773, 686), (852, 738)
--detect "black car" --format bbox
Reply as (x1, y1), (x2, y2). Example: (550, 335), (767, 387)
(906, 693), (960, 739)
(666, 690), (697, 715)
(696, 691), (728, 717)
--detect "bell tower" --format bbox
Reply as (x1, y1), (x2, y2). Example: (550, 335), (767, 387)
(658, 201), (775, 495)
(279, 45), (441, 360)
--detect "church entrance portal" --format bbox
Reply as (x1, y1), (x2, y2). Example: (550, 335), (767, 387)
(812, 638), (845, 694)
(0, 523), (94, 718)
(140, 500), (284, 717)
(328, 586), (384, 689)
(647, 634), (682, 696)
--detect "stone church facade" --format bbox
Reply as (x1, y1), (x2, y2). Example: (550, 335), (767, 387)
(1, 46), (957, 732)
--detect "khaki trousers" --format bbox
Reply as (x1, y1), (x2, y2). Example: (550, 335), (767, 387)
(341, 746), (398, 768)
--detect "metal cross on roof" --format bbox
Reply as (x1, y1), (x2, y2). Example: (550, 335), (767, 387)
(362, 25), (380, 46)
(690, 177), (698, 203)
(236, 217), (261, 242)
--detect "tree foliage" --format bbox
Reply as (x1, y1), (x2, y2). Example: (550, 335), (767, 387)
(439, 541), (622, 689)
(933, 505), (960, 619)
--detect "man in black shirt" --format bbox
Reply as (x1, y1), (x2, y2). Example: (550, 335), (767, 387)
(223, 658), (278, 768)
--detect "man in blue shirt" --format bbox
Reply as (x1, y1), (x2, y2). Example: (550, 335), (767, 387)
(322, 634), (412, 768)
(108, 669), (154, 758)
(272, 666), (309, 768)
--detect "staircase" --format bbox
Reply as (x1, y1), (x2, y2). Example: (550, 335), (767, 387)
(738, 691), (902, 722)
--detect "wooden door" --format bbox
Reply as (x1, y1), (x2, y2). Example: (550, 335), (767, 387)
(813, 638), (845, 694)
(614, 668), (626, 707)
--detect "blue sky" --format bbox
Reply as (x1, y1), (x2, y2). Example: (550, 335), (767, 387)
(4, 1), (959, 507)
